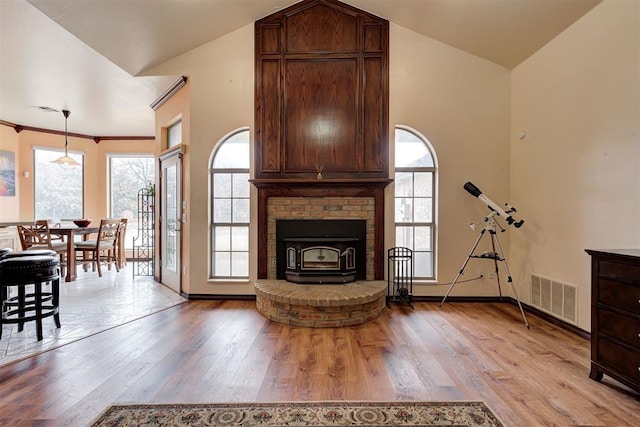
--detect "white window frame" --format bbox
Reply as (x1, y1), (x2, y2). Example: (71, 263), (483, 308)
(208, 128), (250, 280)
(394, 126), (438, 281)
(167, 120), (182, 148)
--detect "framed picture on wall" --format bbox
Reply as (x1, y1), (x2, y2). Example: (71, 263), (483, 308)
(0, 150), (16, 196)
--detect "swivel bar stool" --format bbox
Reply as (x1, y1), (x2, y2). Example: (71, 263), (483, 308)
(1, 249), (57, 311)
(0, 255), (61, 341)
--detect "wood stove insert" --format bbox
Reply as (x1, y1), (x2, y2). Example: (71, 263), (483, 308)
(276, 219), (367, 282)
(284, 237), (358, 284)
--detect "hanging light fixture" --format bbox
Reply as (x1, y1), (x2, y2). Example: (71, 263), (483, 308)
(51, 109), (80, 166)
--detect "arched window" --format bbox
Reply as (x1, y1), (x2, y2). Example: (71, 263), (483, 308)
(394, 126), (437, 280)
(209, 128), (250, 279)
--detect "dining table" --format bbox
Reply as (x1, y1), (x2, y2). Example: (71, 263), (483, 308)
(49, 224), (100, 282)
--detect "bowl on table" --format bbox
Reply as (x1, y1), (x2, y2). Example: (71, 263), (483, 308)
(72, 219), (92, 228)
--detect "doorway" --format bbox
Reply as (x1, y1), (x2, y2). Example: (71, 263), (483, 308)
(159, 148), (183, 293)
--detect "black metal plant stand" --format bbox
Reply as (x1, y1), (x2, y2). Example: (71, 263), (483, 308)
(387, 247), (414, 308)
(133, 188), (154, 276)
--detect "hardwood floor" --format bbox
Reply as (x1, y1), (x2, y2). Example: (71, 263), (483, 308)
(0, 300), (637, 426)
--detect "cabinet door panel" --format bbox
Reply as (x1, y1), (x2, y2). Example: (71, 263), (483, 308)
(285, 4), (357, 53)
(362, 57), (385, 172)
(258, 59), (281, 173)
(284, 59), (358, 172)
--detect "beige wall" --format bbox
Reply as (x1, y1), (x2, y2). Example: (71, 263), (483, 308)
(0, 126), (155, 222)
(510, 0), (640, 330)
(389, 24), (512, 297)
(148, 22), (513, 297)
(148, 25), (256, 295)
(154, 82), (191, 291)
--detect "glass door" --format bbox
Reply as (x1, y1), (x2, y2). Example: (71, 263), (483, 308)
(159, 150), (182, 293)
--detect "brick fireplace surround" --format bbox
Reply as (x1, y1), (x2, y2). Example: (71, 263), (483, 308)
(252, 181), (391, 327)
(267, 197), (375, 280)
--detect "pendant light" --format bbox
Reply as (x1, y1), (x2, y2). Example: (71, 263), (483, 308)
(51, 109), (80, 166)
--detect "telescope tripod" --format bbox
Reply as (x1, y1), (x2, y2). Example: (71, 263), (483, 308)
(440, 213), (530, 328)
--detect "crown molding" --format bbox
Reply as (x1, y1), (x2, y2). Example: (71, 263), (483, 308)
(0, 120), (154, 144)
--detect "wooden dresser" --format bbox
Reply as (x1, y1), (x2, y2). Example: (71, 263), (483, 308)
(585, 249), (640, 392)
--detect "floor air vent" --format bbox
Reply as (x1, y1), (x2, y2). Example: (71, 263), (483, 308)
(530, 273), (578, 324)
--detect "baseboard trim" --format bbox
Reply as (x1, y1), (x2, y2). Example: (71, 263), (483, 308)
(513, 299), (590, 339)
(414, 295), (505, 303)
(181, 293), (257, 301)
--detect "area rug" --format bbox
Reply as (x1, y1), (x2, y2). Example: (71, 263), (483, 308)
(90, 401), (504, 426)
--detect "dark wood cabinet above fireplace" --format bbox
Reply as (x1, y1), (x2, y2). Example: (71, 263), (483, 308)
(254, 0), (389, 181)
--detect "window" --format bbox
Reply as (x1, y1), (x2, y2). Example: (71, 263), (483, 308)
(167, 120), (182, 148)
(109, 155), (155, 249)
(34, 147), (83, 219)
(209, 129), (250, 279)
(394, 126), (437, 280)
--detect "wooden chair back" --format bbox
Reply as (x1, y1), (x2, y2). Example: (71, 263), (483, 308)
(97, 219), (120, 249)
(74, 218), (121, 277)
(17, 220), (60, 250)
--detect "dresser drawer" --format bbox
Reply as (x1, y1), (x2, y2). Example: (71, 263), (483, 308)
(600, 259), (640, 280)
(598, 307), (640, 348)
(597, 337), (640, 385)
(598, 278), (640, 315)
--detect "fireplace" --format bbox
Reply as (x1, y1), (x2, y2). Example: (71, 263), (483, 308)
(252, 180), (390, 280)
(276, 219), (367, 282)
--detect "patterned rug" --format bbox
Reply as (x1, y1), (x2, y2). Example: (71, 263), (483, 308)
(90, 401), (505, 426)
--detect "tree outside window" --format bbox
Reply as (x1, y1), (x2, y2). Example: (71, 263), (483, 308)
(34, 148), (83, 220)
(109, 156), (155, 249)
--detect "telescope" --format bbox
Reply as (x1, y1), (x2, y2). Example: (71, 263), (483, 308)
(463, 182), (524, 228)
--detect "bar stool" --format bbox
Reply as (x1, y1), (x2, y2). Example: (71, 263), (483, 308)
(0, 255), (61, 341)
(1, 250), (58, 314)
(0, 248), (12, 260)
(2, 249), (57, 259)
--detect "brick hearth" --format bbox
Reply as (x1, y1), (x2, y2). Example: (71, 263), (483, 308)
(255, 280), (387, 327)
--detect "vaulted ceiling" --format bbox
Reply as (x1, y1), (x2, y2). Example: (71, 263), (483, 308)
(0, 0), (601, 137)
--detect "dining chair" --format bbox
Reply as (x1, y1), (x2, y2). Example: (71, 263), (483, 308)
(16, 220), (67, 277)
(74, 219), (120, 277)
(116, 218), (128, 269)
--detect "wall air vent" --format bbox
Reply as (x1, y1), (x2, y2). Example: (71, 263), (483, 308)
(530, 273), (578, 324)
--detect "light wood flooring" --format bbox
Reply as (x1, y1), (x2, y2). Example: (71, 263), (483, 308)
(0, 296), (638, 425)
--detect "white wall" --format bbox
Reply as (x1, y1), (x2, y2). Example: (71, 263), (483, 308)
(510, 0), (640, 331)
